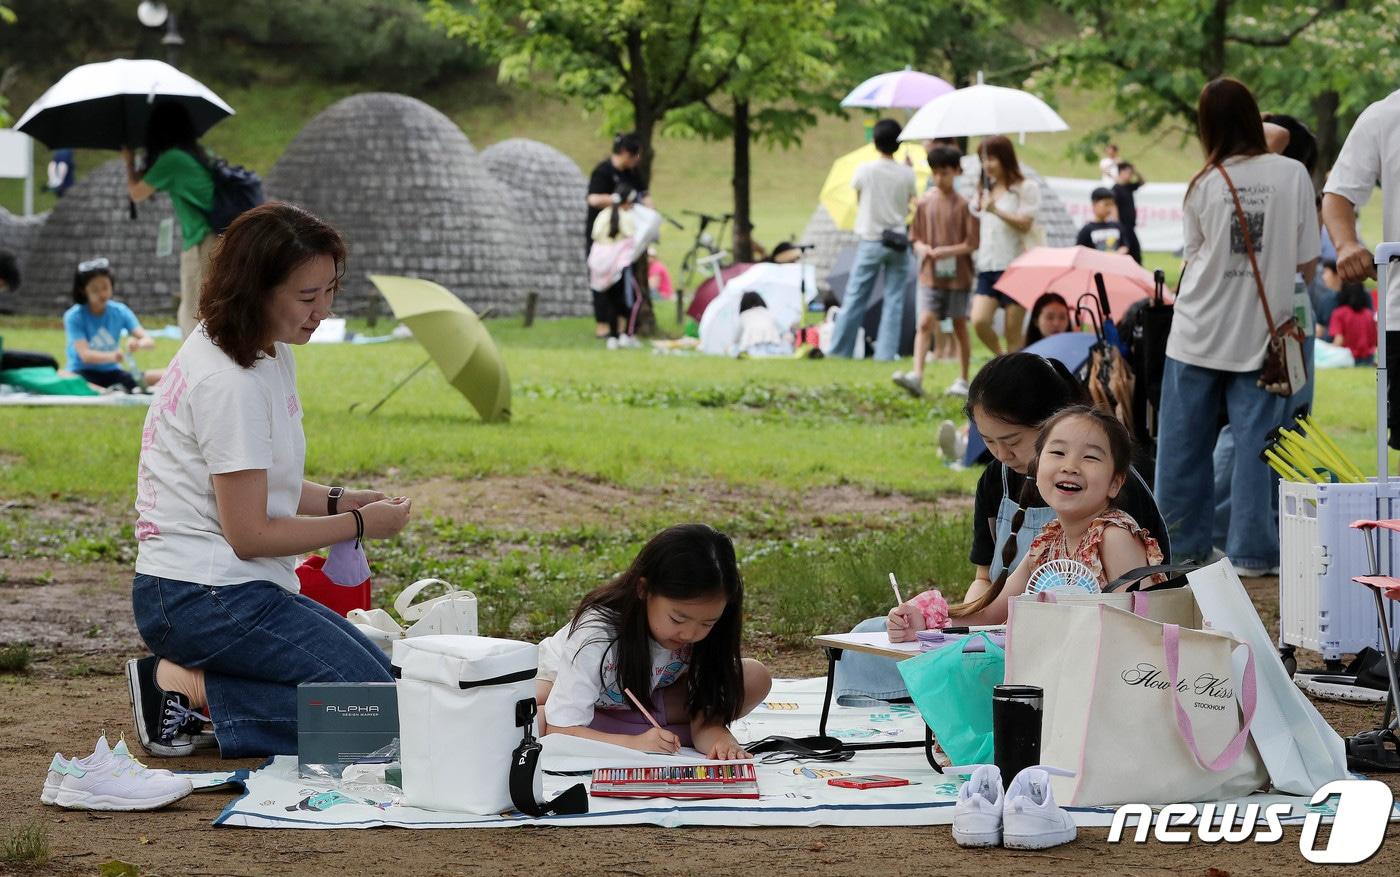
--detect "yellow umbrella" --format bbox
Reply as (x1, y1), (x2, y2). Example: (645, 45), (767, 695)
(365, 274), (511, 423)
(818, 142), (930, 231)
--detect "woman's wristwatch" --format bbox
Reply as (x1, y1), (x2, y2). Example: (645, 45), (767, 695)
(327, 486), (345, 516)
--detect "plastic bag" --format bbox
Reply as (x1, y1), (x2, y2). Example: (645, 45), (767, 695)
(897, 631), (1004, 764)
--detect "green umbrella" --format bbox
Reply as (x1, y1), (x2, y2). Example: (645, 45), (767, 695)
(365, 274), (511, 422)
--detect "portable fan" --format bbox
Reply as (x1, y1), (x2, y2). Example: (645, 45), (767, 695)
(1026, 559), (1100, 595)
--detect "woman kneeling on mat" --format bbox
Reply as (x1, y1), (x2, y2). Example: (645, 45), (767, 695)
(126, 202), (412, 759)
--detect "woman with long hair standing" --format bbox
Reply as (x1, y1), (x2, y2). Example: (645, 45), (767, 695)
(969, 135), (1041, 354)
(1155, 79), (1318, 575)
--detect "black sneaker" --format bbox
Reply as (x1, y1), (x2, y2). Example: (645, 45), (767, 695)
(125, 656), (198, 757)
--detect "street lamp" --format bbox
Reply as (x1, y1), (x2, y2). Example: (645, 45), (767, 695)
(137, 2), (184, 66)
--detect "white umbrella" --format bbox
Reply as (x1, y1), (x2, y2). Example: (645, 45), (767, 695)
(697, 262), (815, 357)
(899, 76), (1068, 141)
(15, 59), (234, 149)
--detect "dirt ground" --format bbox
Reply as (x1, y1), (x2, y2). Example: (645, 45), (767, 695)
(2, 479), (1399, 876)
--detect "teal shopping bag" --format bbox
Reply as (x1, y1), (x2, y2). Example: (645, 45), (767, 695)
(896, 633), (1004, 764)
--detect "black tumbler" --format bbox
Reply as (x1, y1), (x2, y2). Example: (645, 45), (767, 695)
(992, 684), (1043, 783)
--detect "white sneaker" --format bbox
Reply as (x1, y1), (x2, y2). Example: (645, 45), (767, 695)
(605, 337), (619, 350)
(950, 764), (1004, 847)
(619, 334), (641, 349)
(53, 737), (193, 811)
(946, 377), (970, 397)
(938, 419), (959, 461)
(1002, 767), (1077, 850)
(892, 371), (925, 398)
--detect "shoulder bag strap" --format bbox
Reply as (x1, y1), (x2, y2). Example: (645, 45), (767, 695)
(510, 699), (589, 817)
(1215, 163), (1279, 335)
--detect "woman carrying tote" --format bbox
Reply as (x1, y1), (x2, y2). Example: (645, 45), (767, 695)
(1155, 78), (1318, 574)
(126, 202), (413, 759)
(969, 136), (1041, 354)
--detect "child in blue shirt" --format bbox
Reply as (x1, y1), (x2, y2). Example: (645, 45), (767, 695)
(64, 258), (164, 392)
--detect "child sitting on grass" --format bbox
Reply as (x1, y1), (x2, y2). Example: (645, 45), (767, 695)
(536, 524), (772, 760)
(64, 258), (165, 392)
(890, 405), (1164, 634)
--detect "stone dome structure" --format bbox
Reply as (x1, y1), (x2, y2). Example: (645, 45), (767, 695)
(265, 93), (588, 317)
(13, 160), (180, 316)
(799, 158), (1077, 296)
(479, 138), (588, 318)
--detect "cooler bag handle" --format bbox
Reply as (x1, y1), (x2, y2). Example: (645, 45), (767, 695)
(1162, 624), (1257, 772)
(395, 578), (462, 621)
(510, 699), (589, 818)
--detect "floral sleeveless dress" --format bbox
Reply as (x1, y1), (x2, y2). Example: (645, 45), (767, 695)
(1023, 508), (1165, 589)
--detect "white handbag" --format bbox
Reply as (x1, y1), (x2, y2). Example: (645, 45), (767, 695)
(392, 635), (586, 817)
(348, 578), (478, 653)
(1007, 596), (1266, 806)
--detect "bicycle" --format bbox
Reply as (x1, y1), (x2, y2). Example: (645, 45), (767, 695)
(677, 210), (734, 299)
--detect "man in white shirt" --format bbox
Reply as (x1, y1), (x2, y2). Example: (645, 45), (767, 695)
(829, 119), (918, 360)
(1099, 143), (1119, 186)
(1322, 88), (1400, 447)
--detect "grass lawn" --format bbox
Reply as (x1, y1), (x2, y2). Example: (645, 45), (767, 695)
(1, 315), (1392, 645)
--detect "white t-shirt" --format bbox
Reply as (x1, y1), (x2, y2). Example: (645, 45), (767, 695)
(1324, 89), (1400, 330)
(852, 158), (917, 241)
(134, 325), (307, 591)
(1168, 154), (1319, 372)
(972, 180), (1042, 273)
(538, 609), (691, 728)
(1099, 156), (1118, 187)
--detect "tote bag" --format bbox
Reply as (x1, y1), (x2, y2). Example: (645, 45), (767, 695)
(1183, 560), (1348, 794)
(898, 632), (1004, 765)
(1006, 601), (1266, 806)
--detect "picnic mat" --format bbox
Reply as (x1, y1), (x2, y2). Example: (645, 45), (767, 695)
(214, 678), (1375, 829)
(0, 391), (152, 407)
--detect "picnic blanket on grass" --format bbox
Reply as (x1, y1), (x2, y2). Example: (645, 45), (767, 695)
(214, 678), (1384, 829)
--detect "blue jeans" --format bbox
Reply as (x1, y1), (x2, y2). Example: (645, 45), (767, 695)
(132, 574), (393, 758)
(831, 239), (912, 360)
(1155, 357), (1289, 569)
(832, 616), (909, 705)
(1212, 336), (1315, 552)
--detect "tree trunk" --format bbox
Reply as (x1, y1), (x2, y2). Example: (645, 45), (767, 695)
(732, 100), (754, 263)
(1204, 0), (1229, 80)
(1312, 89), (1340, 191)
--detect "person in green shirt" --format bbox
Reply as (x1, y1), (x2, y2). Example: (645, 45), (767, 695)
(121, 102), (215, 339)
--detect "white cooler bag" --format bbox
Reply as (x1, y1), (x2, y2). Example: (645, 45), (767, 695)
(392, 635), (587, 817)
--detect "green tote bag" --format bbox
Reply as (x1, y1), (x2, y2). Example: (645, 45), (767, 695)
(896, 632), (1004, 765)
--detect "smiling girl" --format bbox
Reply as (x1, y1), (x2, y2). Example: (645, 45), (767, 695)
(949, 405), (1166, 625)
(536, 524), (771, 760)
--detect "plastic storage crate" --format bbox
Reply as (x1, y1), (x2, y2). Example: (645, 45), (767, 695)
(1279, 479), (1400, 662)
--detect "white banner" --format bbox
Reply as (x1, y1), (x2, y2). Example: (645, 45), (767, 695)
(1045, 176), (1188, 255)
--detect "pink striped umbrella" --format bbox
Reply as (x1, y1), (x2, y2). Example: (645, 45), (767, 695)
(840, 69), (955, 110)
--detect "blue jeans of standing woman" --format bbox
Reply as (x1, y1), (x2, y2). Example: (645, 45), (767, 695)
(830, 239), (912, 360)
(132, 574), (393, 758)
(1155, 357), (1289, 569)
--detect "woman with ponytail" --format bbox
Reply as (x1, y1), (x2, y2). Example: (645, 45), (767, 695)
(832, 353), (1169, 704)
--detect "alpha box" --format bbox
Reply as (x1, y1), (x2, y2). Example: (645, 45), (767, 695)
(297, 682), (399, 779)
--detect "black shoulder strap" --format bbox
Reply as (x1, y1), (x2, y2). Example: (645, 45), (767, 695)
(1102, 562), (1199, 593)
(509, 699), (588, 818)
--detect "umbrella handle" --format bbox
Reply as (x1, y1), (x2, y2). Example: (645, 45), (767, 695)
(350, 357), (432, 416)
(1094, 272), (1112, 319)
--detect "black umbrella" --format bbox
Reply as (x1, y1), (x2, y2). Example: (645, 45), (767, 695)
(15, 59), (233, 149)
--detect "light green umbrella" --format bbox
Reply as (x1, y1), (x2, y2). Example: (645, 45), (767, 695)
(365, 274), (510, 422)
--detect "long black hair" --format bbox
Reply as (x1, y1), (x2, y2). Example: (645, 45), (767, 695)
(571, 524), (745, 724)
(608, 183), (637, 239)
(1023, 292), (1074, 347)
(142, 101), (206, 174)
(1338, 282), (1372, 313)
(953, 353), (1091, 617)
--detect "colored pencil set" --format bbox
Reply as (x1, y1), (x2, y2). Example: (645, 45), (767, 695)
(590, 763), (760, 799)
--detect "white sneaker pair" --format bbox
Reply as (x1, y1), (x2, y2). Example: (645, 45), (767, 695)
(950, 764), (1077, 850)
(42, 735), (193, 811)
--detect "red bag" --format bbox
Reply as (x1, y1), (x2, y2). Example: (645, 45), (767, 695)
(295, 554), (371, 616)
